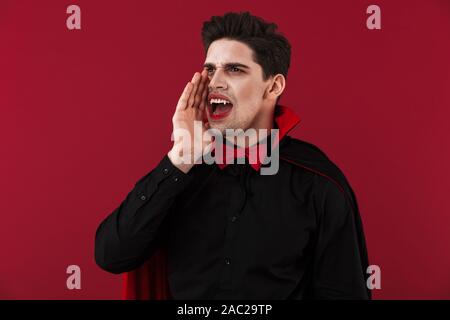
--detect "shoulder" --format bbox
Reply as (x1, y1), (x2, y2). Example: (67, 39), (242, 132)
(279, 136), (348, 185)
(279, 135), (332, 164)
(279, 135), (357, 214)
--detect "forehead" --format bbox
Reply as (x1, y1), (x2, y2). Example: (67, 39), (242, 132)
(204, 39), (256, 66)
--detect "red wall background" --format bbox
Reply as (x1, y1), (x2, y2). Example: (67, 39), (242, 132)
(1, 0), (449, 299)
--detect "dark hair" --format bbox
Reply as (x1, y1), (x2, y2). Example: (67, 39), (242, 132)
(201, 12), (291, 80)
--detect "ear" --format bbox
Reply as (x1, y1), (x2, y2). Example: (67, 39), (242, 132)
(266, 74), (286, 101)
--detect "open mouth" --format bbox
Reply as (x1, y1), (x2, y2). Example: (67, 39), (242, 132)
(207, 94), (234, 120)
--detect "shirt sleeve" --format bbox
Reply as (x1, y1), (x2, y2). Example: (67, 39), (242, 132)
(95, 154), (193, 274)
(311, 178), (369, 299)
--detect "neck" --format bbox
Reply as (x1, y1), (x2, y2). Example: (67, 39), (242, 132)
(225, 106), (276, 148)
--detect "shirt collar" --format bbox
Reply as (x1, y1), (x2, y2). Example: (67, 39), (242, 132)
(215, 105), (301, 171)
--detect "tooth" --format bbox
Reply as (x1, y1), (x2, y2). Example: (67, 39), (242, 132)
(209, 98), (231, 105)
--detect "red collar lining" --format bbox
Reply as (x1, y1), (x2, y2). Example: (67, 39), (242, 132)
(214, 105), (301, 171)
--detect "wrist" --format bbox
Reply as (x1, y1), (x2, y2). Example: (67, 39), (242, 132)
(167, 148), (195, 174)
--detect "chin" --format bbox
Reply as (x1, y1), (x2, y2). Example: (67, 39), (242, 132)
(210, 124), (228, 135)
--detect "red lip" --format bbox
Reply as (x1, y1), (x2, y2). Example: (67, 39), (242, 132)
(207, 93), (234, 121)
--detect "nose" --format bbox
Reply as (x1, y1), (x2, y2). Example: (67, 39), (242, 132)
(208, 68), (227, 91)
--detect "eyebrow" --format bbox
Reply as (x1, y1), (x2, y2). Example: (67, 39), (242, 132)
(203, 62), (250, 69)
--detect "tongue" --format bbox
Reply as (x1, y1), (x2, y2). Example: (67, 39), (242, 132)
(214, 104), (233, 115)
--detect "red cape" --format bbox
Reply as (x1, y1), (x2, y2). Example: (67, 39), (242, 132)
(122, 105), (371, 299)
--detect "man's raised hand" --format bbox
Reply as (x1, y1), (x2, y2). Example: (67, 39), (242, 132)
(168, 70), (211, 173)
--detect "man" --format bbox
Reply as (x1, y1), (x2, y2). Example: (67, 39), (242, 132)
(95, 12), (371, 300)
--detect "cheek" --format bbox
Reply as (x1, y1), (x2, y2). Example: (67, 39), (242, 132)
(234, 80), (264, 106)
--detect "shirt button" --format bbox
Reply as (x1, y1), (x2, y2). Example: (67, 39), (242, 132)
(140, 195), (147, 201)
(163, 168), (169, 175)
(231, 216), (237, 222)
(225, 258), (231, 265)
(173, 176), (179, 182)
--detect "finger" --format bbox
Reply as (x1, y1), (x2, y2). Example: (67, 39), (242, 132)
(199, 83), (208, 111)
(176, 82), (193, 111)
(190, 72), (202, 107)
(187, 72), (201, 107)
(199, 75), (209, 111)
(194, 71), (207, 108)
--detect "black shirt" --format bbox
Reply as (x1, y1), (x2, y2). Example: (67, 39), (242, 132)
(95, 134), (369, 299)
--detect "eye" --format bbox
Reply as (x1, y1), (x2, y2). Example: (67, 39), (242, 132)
(205, 67), (215, 75)
(228, 66), (242, 73)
